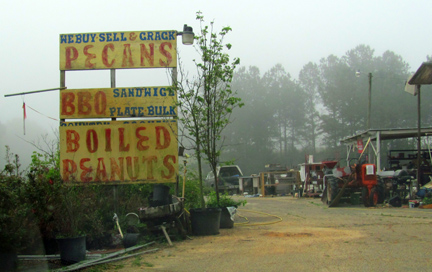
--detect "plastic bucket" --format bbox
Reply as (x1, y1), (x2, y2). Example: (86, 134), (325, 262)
(151, 184), (171, 207)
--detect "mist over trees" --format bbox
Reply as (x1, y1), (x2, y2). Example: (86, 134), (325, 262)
(2, 44), (432, 177)
(0, 118), (55, 171)
(220, 44), (432, 176)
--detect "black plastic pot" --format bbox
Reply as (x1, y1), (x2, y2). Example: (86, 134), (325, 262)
(220, 207), (235, 229)
(56, 235), (86, 264)
(190, 208), (221, 236)
(123, 233), (140, 248)
(0, 252), (17, 272)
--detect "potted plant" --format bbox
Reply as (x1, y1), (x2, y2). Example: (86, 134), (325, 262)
(189, 206), (222, 235)
(53, 184), (89, 264)
(206, 191), (246, 228)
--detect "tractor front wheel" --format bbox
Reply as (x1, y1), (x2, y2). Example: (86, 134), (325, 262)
(363, 187), (379, 207)
(369, 187), (379, 207)
(362, 187), (371, 207)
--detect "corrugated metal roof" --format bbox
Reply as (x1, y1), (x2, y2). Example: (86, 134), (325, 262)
(340, 127), (432, 145)
(409, 62), (432, 85)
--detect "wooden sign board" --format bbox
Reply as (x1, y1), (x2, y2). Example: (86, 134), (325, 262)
(59, 120), (178, 184)
(60, 87), (177, 119)
(60, 30), (177, 70)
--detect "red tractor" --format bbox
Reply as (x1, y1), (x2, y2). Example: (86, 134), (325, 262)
(321, 160), (383, 207)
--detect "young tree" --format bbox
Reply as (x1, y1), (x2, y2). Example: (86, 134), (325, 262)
(175, 12), (243, 205)
(196, 12), (243, 203)
(175, 54), (207, 208)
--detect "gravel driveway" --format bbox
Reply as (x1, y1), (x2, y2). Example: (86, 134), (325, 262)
(86, 196), (432, 272)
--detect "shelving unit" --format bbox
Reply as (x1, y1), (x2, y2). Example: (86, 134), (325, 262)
(388, 149), (431, 170)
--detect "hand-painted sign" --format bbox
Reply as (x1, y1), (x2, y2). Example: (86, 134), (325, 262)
(60, 120), (178, 184)
(60, 87), (177, 119)
(59, 31), (177, 70)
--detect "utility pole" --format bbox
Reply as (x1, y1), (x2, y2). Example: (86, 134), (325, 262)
(367, 72), (372, 130)
(417, 85), (421, 190)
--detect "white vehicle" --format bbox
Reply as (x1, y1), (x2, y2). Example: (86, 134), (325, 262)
(205, 165), (243, 194)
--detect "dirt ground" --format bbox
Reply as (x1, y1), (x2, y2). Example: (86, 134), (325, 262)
(88, 196), (432, 271)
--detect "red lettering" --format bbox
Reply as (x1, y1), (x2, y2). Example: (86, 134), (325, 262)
(86, 129), (98, 153)
(110, 157), (124, 181)
(118, 128), (130, 151)
(66, 130), (80, 152)
(136, 127), (149, 151)
(61, 92), (75, 116)
(79, 158), (93, 182)
(159, 42), (173, 66)
(122, 44), (134, 67)
(140, 43), (154, 66)
(83, 45), (96, 68)
(94, 91), (107, 115)
(155, 126), (170, 149)
(62, 159), (77, 182)
(105, 128), (112, 152)
(65, 46), (79, 69)
(142, 156), (157, 180)
(78, 92), (92, 115)
(126, 156), (139, 181)
(95, 158), (108, 182)
(102, 44), (115, 67)
(162, 155), (176, 179)
(129, 32), (136, 41)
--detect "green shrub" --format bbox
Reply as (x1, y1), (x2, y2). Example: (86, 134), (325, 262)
(0, 165), (38, 253)
(423, 192), (432, 205)
(2, 147), (209, 252)
(182, 178), (203, 210)
(206, 191), (247, 208)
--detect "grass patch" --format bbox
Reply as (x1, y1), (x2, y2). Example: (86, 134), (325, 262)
(131, 256), (153, 268)
(113, 264), (125, 270)
(309, 201), (322, 207)
(132, 256), (142, 267)
(143, 261), (154, 267)
(84, 264), (109, 272)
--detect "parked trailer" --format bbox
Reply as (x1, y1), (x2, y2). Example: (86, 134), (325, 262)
(299, 161), (325, 197)
(259, 170), (301, 197)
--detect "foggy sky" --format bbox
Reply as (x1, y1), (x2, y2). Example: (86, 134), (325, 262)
(1, 0), (431, 169)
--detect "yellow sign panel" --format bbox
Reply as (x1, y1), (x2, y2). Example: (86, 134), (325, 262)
(60, 87), (177, 119)
(59, 31), (177, 70)
(60, 120), (178, 184)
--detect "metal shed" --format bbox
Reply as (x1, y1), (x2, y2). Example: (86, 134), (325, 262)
(340, 127), (432, 172)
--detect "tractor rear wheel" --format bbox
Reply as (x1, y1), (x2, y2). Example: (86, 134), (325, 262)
(376, 177), (385, 204)
(327, 177), (339, 206)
